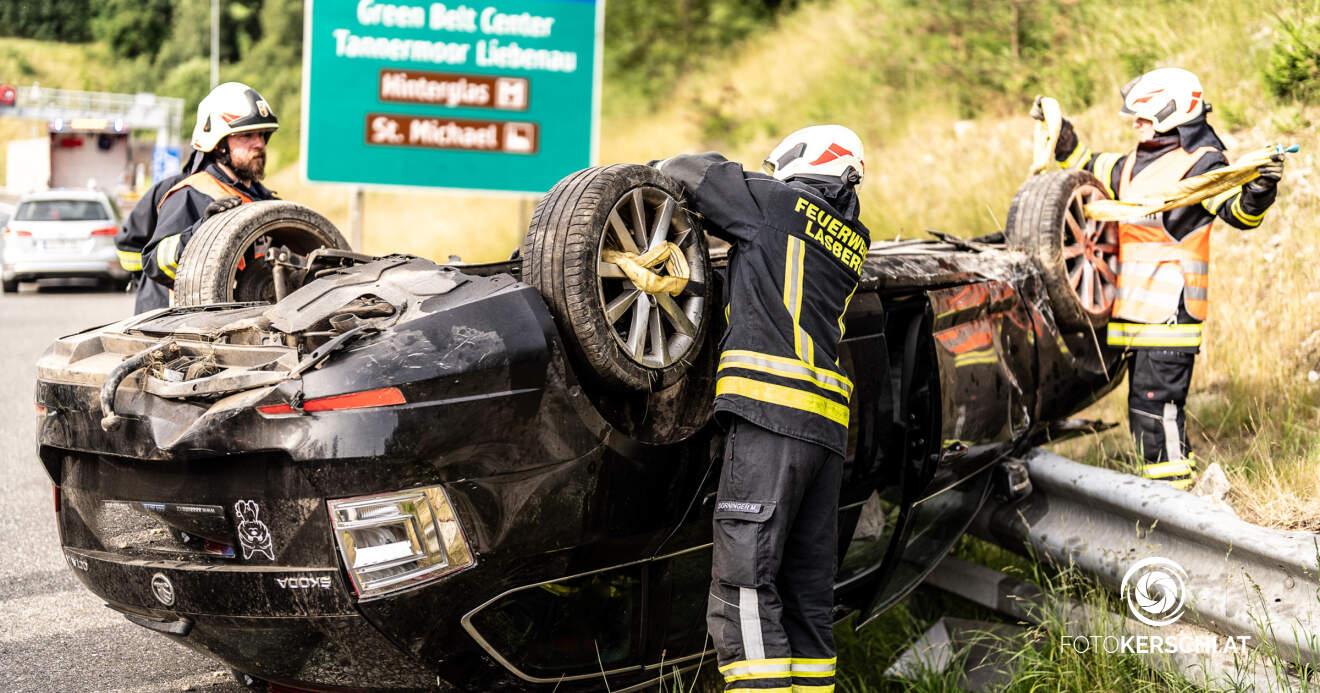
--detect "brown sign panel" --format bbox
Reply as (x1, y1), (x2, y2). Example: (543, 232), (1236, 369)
(365, 114), (539, 155)
(378, 69), (529, 111)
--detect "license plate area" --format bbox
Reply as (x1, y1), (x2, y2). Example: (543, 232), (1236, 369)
(99, 500), (238, 559)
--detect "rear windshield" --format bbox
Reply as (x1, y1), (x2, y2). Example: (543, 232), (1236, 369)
(15, 199), (110, 222)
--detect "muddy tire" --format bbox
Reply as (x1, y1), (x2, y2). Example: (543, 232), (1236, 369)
(173, 200), (349, 306)
(522, 164), (712, 392)
(1005, 169), (1119, 331)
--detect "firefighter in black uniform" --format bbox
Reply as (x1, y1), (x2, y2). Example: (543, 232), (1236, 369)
(1040, 67), (1283, 488)
(141, 82), (278, 298)
(657, 124), (869, 693)
(115, 172), (184, 313)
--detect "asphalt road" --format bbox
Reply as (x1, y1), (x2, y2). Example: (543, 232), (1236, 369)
(0, 283), (243, 693)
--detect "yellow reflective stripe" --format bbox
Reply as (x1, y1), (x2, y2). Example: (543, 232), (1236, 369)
(720, 657), (793, 674)
(116, 249), (142, 271)
(1230, 194), (1265, 226)
(1168, 477), (1194, 490)
(156, 234), (181, 279)
(1061, 143), (1091, 169)
(728, 688), (793, 693)
(1142, 460), (1194, 479)
(790, 657), (837, 667)
(791, 685), (836, 692)
(953, 350), (1000, 367)
(721, 349), (853, 396)
(783, 236), (815, 366)
(1106, 322), (1203, 348)
(1201, 187), (1239, 215)
(725, 671), (794, 682)
(717, 376), (849, 427)
(1093, 152), (1122, 198)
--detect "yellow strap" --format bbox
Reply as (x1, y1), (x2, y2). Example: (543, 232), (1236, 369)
(1085, 146), (1290, 221)
(117, 250), (142, 272)
(600, 242), (689, 296)
(716, 375), (850, 427)
(1029, 96), (1062, 175)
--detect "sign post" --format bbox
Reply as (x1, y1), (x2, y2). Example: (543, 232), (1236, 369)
(301, 0), (604, 195)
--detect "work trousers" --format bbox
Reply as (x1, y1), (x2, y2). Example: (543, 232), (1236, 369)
(1127, 349), (1197, 489)
(707, 417), (843, 692)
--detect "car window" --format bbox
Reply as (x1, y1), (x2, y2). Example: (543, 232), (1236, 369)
(15, 200), (111, 222)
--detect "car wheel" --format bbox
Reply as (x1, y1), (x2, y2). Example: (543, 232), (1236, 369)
(522, 164), (712, 392)
(1, 278), (16, 293)
(1005, 169), (1118, 331)
(174, 200), (350, 306)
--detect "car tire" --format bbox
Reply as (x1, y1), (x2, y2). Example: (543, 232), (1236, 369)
(174, 200), (350, 306)
(1, 278), (16, 293)
(1005, 169), (1119, 331)
(522, 164), (712, 392)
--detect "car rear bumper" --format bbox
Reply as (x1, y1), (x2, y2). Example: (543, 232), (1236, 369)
(64, 545), (443, 690)
(3, 259), (127, 280)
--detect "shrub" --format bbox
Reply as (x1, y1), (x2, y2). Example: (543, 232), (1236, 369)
(1264, 5), (1320, 104)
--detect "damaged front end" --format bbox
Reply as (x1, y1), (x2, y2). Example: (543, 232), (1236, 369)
(35, 255), (608, 690)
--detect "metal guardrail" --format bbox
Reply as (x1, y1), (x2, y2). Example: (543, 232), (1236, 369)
(925, 556), (1301, 689)
(971, 448), (1320, 671)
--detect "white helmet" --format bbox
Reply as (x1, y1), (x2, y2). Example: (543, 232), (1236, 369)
(190, 81), (278, 153)
(1118, 68), (1206, 133)
(763, 124), (865, 185)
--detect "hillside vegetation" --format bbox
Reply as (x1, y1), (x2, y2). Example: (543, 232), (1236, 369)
(5, 1), (1320, 529)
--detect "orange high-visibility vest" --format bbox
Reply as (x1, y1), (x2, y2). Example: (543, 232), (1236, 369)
(1112, 145), (1218, 323)
(157, 171), (253, 210)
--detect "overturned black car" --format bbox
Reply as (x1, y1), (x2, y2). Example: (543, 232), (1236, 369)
(35, 165), (1124, 691)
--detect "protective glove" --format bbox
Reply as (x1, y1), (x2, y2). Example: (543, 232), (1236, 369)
(204, 196), (243, 218)
(1247, 154), (1284, 193)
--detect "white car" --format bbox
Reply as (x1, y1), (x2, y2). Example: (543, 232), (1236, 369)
(1, 189), (127, 292)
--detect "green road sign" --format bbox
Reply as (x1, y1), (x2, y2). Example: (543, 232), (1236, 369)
(301, 0), (603, 194)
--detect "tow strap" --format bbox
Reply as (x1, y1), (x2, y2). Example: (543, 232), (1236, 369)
(1028, 95), (1298, 220)
(601, 242), (691, 297)
(1082, 145), (1298, 221)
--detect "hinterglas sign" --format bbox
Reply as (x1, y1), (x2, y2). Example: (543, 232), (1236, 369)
(302, 0), (603, 194)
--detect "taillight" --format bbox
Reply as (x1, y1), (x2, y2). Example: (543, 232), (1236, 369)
(5, 228), (31, 237)
(257, 387), (405, 415)
(90, 226), (118, 236)
(328, 486), (474, 599)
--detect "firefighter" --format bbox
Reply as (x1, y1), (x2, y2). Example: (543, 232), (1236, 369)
(140, 82), (279, 298)
(1039, 67), (1284, 489)
(655, 125), (869, 693)
(115, 172), (185, 313)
